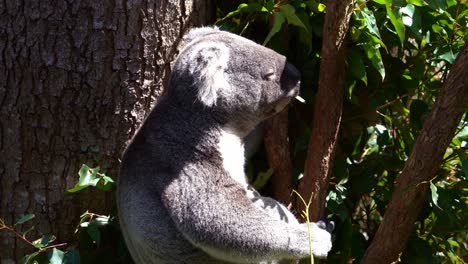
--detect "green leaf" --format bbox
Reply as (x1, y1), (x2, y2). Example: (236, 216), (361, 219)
(318, 3), (326, 12)
(15, 214), (35, 226)
(386, 5), (405, 45)
(435, 46), (456, 64)
(360, 7), (382, 39)
(21, 226), (35, 237)
(240, 2), (268, 13)
(304, 0), (326, 12)
(401, 4), (415, 26)
(224, 3), (268, 18)
(430, 182), (441, 209)
(32, 234), (56, 249)
(265, 0), (274, 12)
(20, 252), (41, 264)
(96, 175), (115, 191)
(251, 168), (274, 189)
(279, 4), (307, 30)
(48, 248), (65, 264)
(363, 42), (386, 80)
(407, 0), (424, 6)
(86, 222), (101, 245)
(348, 49), (368, 85)
(373, 0), (387, 4)
(67, 164), (100, 193)
(263, 12), (285, 45)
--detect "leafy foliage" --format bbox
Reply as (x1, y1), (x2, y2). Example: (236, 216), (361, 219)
(217, 0), (467, 262)
(1, 165), (130, 264)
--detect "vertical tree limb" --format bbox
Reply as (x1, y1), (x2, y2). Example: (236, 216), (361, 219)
(361, 44), (468, 264)
(264, 109), (294, 205)
(297, 0), (354, 220)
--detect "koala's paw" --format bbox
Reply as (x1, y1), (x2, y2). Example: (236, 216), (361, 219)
(308, 220), (334, 259)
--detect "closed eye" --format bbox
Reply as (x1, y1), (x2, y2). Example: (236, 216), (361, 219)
(262, 70), (276, 81)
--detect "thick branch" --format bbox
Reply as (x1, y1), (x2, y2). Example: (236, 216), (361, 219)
(297, 0), (354, 221)
(361, 44), (468, 264)
(264, 109), (293, 205)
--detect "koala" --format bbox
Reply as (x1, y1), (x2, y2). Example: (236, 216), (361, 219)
(117, 27), (333, 264)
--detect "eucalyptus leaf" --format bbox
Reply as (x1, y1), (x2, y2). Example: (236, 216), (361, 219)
(48, 248), (65, 264)
(386, 5), (405, 45)
(363, 42), (385, 80)
(263, 12), (285, 45)
(251, 168), (274, 189)
(347, 49), (368, 85)
(279, 4), (307, 30)
(86, 222), (101, 245)
(430, 182), (441, 209)
(15, 214), (35, 226)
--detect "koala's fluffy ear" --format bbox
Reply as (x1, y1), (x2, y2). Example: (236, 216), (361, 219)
(187, 42), (230, 106)
(183, 27), (220, 46)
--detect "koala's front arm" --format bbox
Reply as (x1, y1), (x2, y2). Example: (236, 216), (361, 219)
(163, 177), (331, 263)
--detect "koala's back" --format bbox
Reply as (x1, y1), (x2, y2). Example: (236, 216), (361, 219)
(117, 101), (233, 263)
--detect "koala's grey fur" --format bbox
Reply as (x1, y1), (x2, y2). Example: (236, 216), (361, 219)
(117, 27), (333, 264)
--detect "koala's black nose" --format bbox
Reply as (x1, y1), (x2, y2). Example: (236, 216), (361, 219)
(284, 62), (301, 81)
(281, 62), (301, 95)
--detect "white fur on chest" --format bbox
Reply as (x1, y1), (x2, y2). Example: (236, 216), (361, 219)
(218, 129), (247, 187)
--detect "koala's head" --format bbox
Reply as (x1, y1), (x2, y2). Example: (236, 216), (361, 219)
(169, 27), (300, 132)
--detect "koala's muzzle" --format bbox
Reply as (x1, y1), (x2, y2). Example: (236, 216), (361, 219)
(281, 62), (301, 97)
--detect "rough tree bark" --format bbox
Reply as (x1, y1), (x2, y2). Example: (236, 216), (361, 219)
(297, 0), (354, 221)
(0, 0), (211, 261)
(361, 44), (468, 264)
(264, 109), (294, 206)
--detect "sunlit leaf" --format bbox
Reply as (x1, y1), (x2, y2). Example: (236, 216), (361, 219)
(407, 0), (424, 6)
(363, 42), (385, 80)
(435, 46), (456, 64)
(318, 3), (326, 12)
(401, 4), (415, 26)
(373, 0), (386, 5)
(430, 182), (441, 209)
(386, 5), (405, 45)
(96, 175), (115, 191)
(68, 165), (103, 193)
(360, 7), (382, 39)
(48, 248), (65, 264)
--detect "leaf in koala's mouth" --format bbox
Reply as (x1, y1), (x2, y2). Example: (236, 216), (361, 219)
(295, 95), (306, 103)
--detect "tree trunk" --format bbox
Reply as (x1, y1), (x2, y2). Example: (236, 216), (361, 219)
(264, 108), (293, 206)
(361, 44), (468, 264)
(0, 0), (212, 261)
(297, 0), (354, 221)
